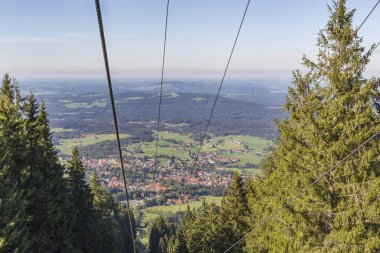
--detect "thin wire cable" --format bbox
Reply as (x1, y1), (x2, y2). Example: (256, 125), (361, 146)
(153, 0), (170, 181)
(196, 2), (380, 252)
(358, 0), (380, 31)
(188, 3), (253, 251)
(316, 0), (380, 84)
(197, 0), (251, 153)
(94, 1), (136, 252)
(223, 128), (380, 253)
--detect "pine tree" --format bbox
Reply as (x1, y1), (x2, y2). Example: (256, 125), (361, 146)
(166, 230), (188, 253)
(149, 216), (174, 253)
(112, 200), (136, 253)
(183, 200), (220, 253)
(246, 1), (380, 252)
(217, 173), (249, 252)
(36, 100), (72, 252)
(89, 173), (118, 253)
(1, 74), (136, 252)
(0, 158), (29, 253)
(168, 205), (193, 253)
(67, 147), (94, 252)
(0, 74), (25, 180)
(23, 93), (57, 252)
(0, 74), (29, 253)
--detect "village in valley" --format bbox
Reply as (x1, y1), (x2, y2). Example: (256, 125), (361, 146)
(56, 130), (271, 208)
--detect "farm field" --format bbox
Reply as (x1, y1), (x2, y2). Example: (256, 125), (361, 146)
(56, 131), (272, 166)
(57, 133), (129, 154)
(221, 167), (263, 176)
(51, 128), (75, 133)
(60, 99), (108, 109)
(139, 196), (223, 245)
(125, 132), (271, 166)
(145, 196), (222, 216)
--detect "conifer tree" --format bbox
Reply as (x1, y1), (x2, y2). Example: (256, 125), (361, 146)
(166, 229), (188, 253)
(149, 216), (173, 253)
(36, 100), (72, 252)
(112, 200), (136, 253)
(0, 74), (25, 180)
(246, 1), (380, 252)
(168, 205), (194, 253)
(89, 172), (118, 253)
(217, 173), (249, 252)
(23, 93), (57, 252)
(0, 74), (135, 252)
(184, 200), (220, 253)
(67, 147), (94, 252)
(0, 74), (29, 253)
(0, 154), (29, 253)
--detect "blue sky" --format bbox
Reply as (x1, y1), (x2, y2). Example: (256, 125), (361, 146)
(0, 0), (379, 80)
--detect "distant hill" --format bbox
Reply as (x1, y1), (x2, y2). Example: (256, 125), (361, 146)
(37, 89), (286, 140)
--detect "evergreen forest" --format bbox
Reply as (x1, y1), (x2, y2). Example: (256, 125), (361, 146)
(1, 0), (380, 252)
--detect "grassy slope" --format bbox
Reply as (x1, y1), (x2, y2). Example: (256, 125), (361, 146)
(139, 196), (223, 244)
(60, 98), (107, 109)
(145, 196), (222, 214)
(51, 128), (75, 133)
(56, 131), (271, 167)
(57, 134), (129, 154)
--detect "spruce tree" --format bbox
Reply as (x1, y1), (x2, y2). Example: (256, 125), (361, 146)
(0, 156), (29, 253)
(111, 200), (135, 253)
(149, 216), (173, 253)
(89, 172), (118, 253)
(217, 173), (249, 252)
(184, 200), (220, 253)
(0, 74), (25, 180)
(167, 229), (188, 253)
(36, 100), (72, 252)
(246, 1), (380, 252)
(23, 93), (57, 252)
(67, 147), (94, 252)
(0, 74), (29, 253)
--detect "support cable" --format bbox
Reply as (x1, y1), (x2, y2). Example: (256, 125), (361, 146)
(197, 0), (251, 153)
(316, 0), (380, 84)
(189, 0), (251, 181)
(358, 0), (380, 31)
(199, 2), (380, 252)
(94, 1), (136, 252)
(189, 2), (252, 252)
(154, 0), (170, 180)
(223, 129), (380, 253)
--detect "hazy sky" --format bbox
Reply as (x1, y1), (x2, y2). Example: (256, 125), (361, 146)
(0, 0), (379, 80)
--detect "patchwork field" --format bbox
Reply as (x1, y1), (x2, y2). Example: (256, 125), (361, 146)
(145, 196), (222, 216)
(57, 133), (129, 154)
(139, 196), (223, 244)
(59, 99), (108, 109)
(56, 131), (272, 168)
(51, 128), (75, 133)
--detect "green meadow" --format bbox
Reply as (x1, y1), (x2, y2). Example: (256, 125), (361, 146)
(57, 134), (129, 154)
(56, 131), (271, 167)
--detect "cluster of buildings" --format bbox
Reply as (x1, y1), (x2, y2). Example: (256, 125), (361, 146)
(191, 152), (240, 166)
(79, 144), (245, 207)
(166, 193), (190, 205)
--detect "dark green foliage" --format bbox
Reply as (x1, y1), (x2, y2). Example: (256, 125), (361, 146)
(148, 174), (249, 253)
(217, 173), (250, 252)
(148, 216), (175, 253)
(0, 74), (29, 252)
(246, 1), (380, 252)
(0, 74), (135, 252)
(66, 147), (95, 252)
(148, 1), (380, 252)
(89, 172), (136, 253)
(112, 201), (136, 253)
